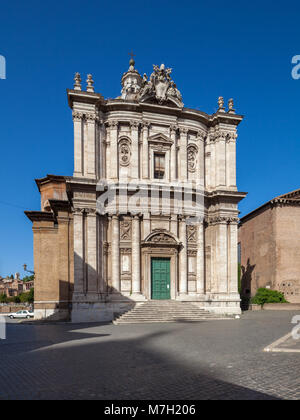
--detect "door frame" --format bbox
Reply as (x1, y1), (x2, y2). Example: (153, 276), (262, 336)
(151, 257), (171, 300)
(141, 248), (178, 300)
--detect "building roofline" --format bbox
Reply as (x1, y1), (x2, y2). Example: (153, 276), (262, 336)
(35, 174), (70, 191)
(240, 188), (300, 224)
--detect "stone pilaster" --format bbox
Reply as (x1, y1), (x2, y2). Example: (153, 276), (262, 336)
(86, 209), (98, 293)
(170, 214), (178, 236)
(105, 123), (111, 179)
(86, 113), (97, 178)
(73, 209), (85, 294)
(197, 132), (205, 187)
(142, 122), (150, 179)
(226, 133), (237, 188)
(142, 212), (151, 238)
(170, 125), (177, 181)
(196, 221), (205, 294)
(111, 215), (120, 292)
(132, 215), (141, 294)
(109, 121), (118, 180)
(228, 218), (239, 293)
(210, 217), (228, 293)
(73, 112), (84, 177)
(179, 128), (188, 180)
(215, 130), (226, 187)
(179, 216), (188, 295)
(130, 121), (139, 180)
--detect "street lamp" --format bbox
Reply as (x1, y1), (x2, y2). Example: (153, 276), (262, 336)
(23, 264), (35, 275)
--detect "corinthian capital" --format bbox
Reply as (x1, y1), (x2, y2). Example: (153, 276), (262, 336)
(141, 121), (151, 130)
(106, 120), (118, 129)
(72, 111), (84, 121)
(130, 120), (140, 129)
(85, 113), (99, 122)
(170, 124), (178, 134)
(179, 127), (188, 135)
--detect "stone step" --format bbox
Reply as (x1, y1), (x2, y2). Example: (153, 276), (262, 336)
(113, 300), (227, 324)
(114, 318), (228, 324)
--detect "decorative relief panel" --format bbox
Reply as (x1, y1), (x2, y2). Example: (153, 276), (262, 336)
(187, 225), (197, 243)
(119, 139), (131, 167)
(121, 254), (131, 273)
(187, 145), (198, 173)
(120, 220), (132, 240)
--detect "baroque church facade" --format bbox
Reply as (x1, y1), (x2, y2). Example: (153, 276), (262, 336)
(26, 59), (246, 322)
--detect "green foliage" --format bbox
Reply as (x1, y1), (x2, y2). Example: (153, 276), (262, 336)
(28, 288), (34, 304)
(0, 294), (8, 303)
(238, 263), (241, 294)
(251, 288), (288, 306)
(22, 275), (34, 283)
(18, 289), (34, 304)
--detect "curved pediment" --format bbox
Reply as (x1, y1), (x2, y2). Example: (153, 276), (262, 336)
(142, 230), (180, 247)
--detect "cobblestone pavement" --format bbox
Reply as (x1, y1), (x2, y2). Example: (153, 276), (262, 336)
(0, 311), (299, 400)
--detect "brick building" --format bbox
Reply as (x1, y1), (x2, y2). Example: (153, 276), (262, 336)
(239, 189), (300, 303)
(0, 273), (34, 297)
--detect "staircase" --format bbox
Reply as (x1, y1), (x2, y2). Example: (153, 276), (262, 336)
(113, 300), (230, 324)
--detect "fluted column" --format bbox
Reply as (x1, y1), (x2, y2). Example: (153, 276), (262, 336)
(130, 121), (139, 180)
(196, 221), (205, 294)
(109, 121), (118, 180)
(142, 122), (150, 179)
(111, 215), (120, 292)
(73, 112), (84, 177)
(179, 216), (188, 295)
(132, 215), (141, 294)
(170, 125), (177, 181)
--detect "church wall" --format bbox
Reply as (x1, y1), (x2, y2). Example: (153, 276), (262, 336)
(274, 205), (300, 302)
(239, 206), (277, 300)
(26, 63), (246, 322)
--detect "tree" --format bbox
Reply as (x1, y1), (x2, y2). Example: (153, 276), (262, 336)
(18, 288), (34, 304)
(28, 288), (34, 304)
(0, 294), (8, 303)
(22, 275), (34, 283)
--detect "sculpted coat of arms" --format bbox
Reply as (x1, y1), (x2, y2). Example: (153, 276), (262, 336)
(139, 64), (183, 108)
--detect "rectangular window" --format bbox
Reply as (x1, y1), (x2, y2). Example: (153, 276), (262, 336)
(154, 153), (165, 179)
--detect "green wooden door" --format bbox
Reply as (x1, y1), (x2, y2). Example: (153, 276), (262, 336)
(151, 258), (171, 300)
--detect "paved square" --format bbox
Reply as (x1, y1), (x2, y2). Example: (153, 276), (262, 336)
(0, 311), (299, 400)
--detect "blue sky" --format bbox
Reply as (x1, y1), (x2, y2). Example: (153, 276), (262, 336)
(0, 0), (299, 277)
